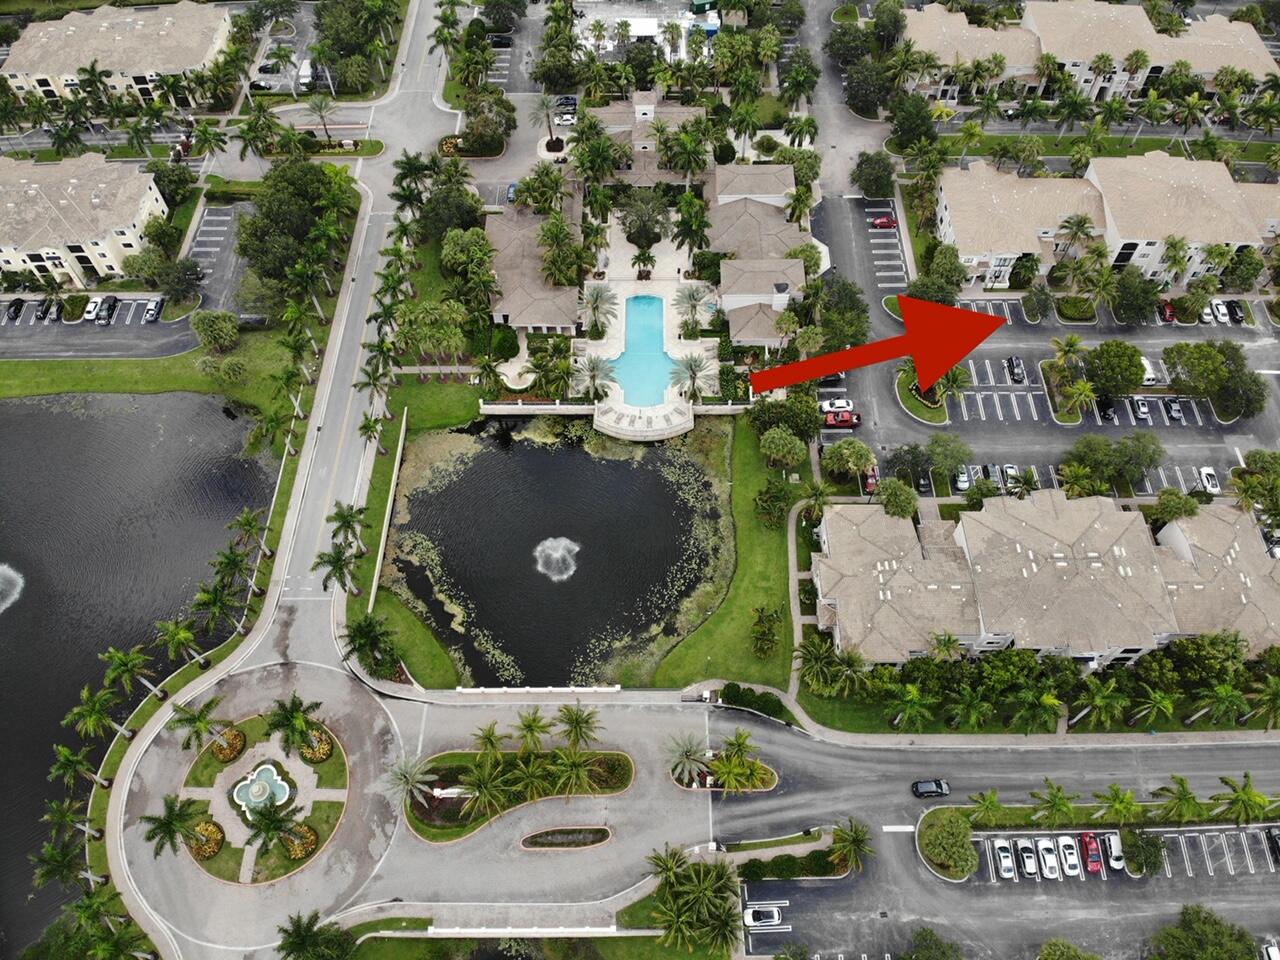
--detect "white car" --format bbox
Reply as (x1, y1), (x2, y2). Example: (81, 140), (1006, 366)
(1200, 305), (1214, 324)
(553, 113), (577, 126)
(1103, 831), (1125, 871)
(1211, 298), (1231, 324)
(1199, 466), (1221, 495)
(1134, 397), (1150, 420)
(1057, 836), (1081, 877)
(819, 398), (854, 414)
(1036, 838), (1060, 880)
(992, 838), (1016, 880)
(743, 907), (781, 928)
(83, 296), (103, 322)
(953, 468), (971, 493)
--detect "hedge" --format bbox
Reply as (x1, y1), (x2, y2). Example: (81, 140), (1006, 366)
(738, 847), (838, 882)
(1055, 295), (1096, 322)
(918, 808), (979, 879)
(720, 682), (795, 724)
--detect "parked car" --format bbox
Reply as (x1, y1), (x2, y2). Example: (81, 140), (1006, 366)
(553, 114), (577, 126)
(743, 907), (781, 928)
(257, 62), (281, 74)
(1002, 464), (1019, 486)
(1199, 466), (1221, 495)
(863, 465), (879, 493)
(1158, 300), (1176, 324)
(1263, 942), (1279, 960)
(555, 95), (578, 109)
(1164, 398), (1183, 421)
(982, 463), (1003, 488)
(1134, 397), (1150, 420)
(1057, 836), (1081, 877)
(819, 398), (854, 414)
(824, 411), (861, 430)
(1200, 305), (1214, 324)
(1015, 838), (1038, 878)
(1080, 832), (1102, 874)
(5, 297), (25, 320)
(83, 297), (103, 322)
(1098, 398), (1116, 422)
(1103, 832), (1125, 872)
(488, 33), (513, 47)
(1211, 298), (1231, 324)
(1006, 355), (1026, 384)
(915, 473), (930, 494)
(1226, 299), (1245, 324)
(248, 79), (274, 91)
(910, 779), (950, 798)
(35, 298), (61, 322)
(1265, 827), (1280, 862)
(953, 468), (971, 493)
(871, 214), (898, 229)
(992, 839), (1016, 880)
(142, 297), (165, 323)
(818, 372), (845, 386)
(95, 296), (119, 325)
(506, 183), (518, 203)
(1036, 838), (1060, 880)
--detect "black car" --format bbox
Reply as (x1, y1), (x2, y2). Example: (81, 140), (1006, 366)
(249, 80), (274, 91)
(34, 297), (60, 322)
(5, 297), (25, 320)
(488, 33), (513, 47)
(100, 295), (119, 320)
(555, 95), (578, 109)
(982, 463), (1003, 488)
(1225, 300), (1245, 324)
(257, 62), (281, 74)
(1266, 827), (1280, 861)
(911, 779), (950, 798)
(818, 372), (845, 386)
(1005, 355), (1026, 384)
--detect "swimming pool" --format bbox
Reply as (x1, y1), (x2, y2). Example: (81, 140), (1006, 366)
(612, 295), (676, 407)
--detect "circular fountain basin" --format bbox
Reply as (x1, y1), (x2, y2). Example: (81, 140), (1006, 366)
(233, 763), (289, 817)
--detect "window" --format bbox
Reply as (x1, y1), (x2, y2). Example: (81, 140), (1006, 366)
(121, 242), (133, 249)
(1144, 240), (1156, 246)
(113, 229), (127, 237)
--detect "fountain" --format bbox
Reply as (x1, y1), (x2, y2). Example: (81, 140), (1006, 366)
(533, 537), (581, 583)
(0, 564), (22, 617)
(232, 763), (290, 817)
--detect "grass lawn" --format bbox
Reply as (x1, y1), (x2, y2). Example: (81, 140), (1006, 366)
(353, 934), (470, 960)
(896, 371), (947, 424)
(443, 75), (466, 110)
(937, 502), (978, 522)
(725, 829), (822, 852)
(199, 838), (246, 883)
(252, 799), (345, 882)
(899, 183), (931, 273)
(266, 139), (386, 158)
(1188, 138), (1272, 163)
(596, 939), (726, 960)
(406, 750), (634, 842)
(171, 187), (204, 245)
(617, 893), (661, 930)
(753, 93), (788, 129)
(935, 133), (1183, 159)
(348, 917), (436, 939)
(311, 730), (350, 789)
(882, 295), (902, 319)
(919, 800), (1279, 836)
(104, 143), (172, 161)
(184, 716), (270, 787)
(653, 418), (798, 690)
(929, 467), (953, 497)
(832, 2), (858, 20)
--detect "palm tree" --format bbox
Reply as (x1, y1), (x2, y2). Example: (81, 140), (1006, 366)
(360, 411), (387, 454)
(578, 284), (618, 338)
(1008, 686), (1062, 734)
(1187, 682), (1248, 726)
(1128, 682), (1177, 727)
(783, 114), (818, 147)
(1130, 88), (1169, 145)
(572, 354), (617, 402)
(87, 921), (153, 959)
(1211, 772), (1269, 825)
(312, 541), (360, 595)
(31, 835), (93, 890)
(1030, 777), (1080, 827)
(828, 818), (874, 873)
(666, 731), (708, 786)
(929, 630), (961, 662)
(1006, 468), (1040, 500)
(139, 794), (202, 857)
(1057, 214), (1095, 260)
(1153, 775), (1204, 823)
(192, 578), (240, 637)
(1060, 379), (1097, 418)
(340, 613), (398, 676)
(472, 720), (506, 761)
(266, 692), (325, 756)
(883, 682), (936, 733)
(49, 743), (110, 791)
(1070, 675), (1128, 730)
(1092, 783), (1142, 825)
(306, 93), (337, 144)
(99, 645), (165, 701)
(513, 707), (554, 755)
(69, 883), (126, 933)
(1247, 674), (1280, 730)
(551, 747), (595, 798)
(968, 788), (1006, 826)
(42, 797), (100, 840)
(556, 701), (601, 750)
(153, 615), (207, 668)
(460, 758), (508, 820)
(276, 912), (352, 960)
(669, 352), (716, 402)
(167, 695), (234, 751)
(245, 801), (306, 852)
(382, 756), (438, 809)
(228, 505), (272, 559)
(946, 685), (994, 730)
(326, 501), (368, 555)
(63, 686), (131, 741)
(953, 119), (984, 163)
(646, 844), (689, 886)
(673, 285), (710, 336)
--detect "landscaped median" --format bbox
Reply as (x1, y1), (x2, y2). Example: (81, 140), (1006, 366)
(1037, 359), (1082, 426)
(895, 370), (948, 424)
(404, 749), (634, 843)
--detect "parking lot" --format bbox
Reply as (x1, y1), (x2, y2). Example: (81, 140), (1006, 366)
(856, 198), (908, 293)
(189, 203), (251, 313)
(0, 294), (197, 359)
(954, 298), (1030, 327)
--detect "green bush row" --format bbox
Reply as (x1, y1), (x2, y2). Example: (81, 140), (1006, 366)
(720, 682), (792, 723)
(738, 847), (836, 882)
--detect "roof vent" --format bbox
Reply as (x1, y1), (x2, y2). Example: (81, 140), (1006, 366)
(774, 282), (788, 293)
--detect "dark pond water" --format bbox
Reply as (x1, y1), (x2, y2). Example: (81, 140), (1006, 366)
(397, 435), (705, 685)
(0, 394), (273, 958)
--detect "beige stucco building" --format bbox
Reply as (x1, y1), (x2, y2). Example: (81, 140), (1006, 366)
(3, 1), (231, 106)
(0, 154), (168, 288)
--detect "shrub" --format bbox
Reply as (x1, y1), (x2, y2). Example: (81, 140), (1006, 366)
(189, 820), (224, 861)
(1055, 295), (1096, 322)
(489, 323), (520, 361)
(919, 809), (978, 878)
(210, 728), (246, 763)
(718, 334), (734, 362)
(798, 580), (817, 608)
(720, 683), (791, 722)
(300, 728), (334, 764)
(738, 848), (837, 881)
(65, 294), (89, 322)
(283, 823), (319, 860)
(713, 141), (737, 164)
(753, 134), (781, 157)
(190, 309), (240, 352)
(692, 250), (732, 285)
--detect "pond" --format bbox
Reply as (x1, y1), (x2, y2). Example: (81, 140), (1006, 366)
(0, 393), (273, 957)
(393, 427), (717, 686)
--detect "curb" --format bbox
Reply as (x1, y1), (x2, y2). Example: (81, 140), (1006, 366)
(894, 370), (949, 426)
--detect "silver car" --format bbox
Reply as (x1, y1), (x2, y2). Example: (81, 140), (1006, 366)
(992, 838), (1016, 880)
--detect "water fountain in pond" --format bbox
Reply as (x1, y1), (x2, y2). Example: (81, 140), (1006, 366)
(533, 537), (580, 583)
(0, 564), (23, 617)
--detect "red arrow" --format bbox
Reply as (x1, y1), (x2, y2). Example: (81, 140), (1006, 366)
(748, 297), (1005, 396)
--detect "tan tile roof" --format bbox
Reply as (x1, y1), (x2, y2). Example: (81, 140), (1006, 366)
(958, 491), (1178, 654)
(711, 164), (795, 202)
(707, 198), (806, 260)
(904, 5), (1040, 69)
(939, 161), (1104, 259)
(0, 153), (158, 250)
(719, 258), (805, 296)
(1237, 183), (1280, 240)
(484, 205), (578, 329)
(1086, 151), (1262, 246)
(4, 0), (228, 76)
(1023, 1), (1274, 79)
(1156, 505), (1280, 654)
(726, 302), (783, 342)
(814, 506), (981, 662)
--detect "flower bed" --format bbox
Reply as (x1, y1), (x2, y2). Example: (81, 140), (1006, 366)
(895, 372), (947, 424)
(299, 728), (333, 764)
(189, 820), (225, 861)
(210, 727), (247, 763)
(522, 826), (612, 849)
(284, 824), (319, 860)
(1055, 295), (1097, 323)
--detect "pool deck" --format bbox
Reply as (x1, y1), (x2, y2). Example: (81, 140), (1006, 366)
(578, 229), (719, 441)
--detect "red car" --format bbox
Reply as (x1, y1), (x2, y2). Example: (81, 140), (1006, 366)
(871, 214), (898, 229)
(863, 465), (879, 493)
(1080, 832), (1102, 874)
(1158, 300), (1176, 324)
(824, 411), (862, 429)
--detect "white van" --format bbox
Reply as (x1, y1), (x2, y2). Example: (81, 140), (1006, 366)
(298, 59), (314, 90)
(1140, 356), (1158, 386)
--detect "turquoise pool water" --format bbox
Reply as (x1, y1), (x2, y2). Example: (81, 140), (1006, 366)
(613, 295), (676, 407)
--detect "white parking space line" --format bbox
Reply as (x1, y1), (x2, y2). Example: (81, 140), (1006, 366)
(1157, 466), (1169, 488)
(1162, 844), (1172, 878)
(983, 359), (994, 384)
(959, 394), (969, 420)
(1260, 832), (1276, 872)
(1010, 393), (1021, 421)
(1178, 835), (1192, 876)
(1156, 403), (1169, 427)
(1221, 833), (1236, 875)
(975, 393), (986, 420)
(1240, 832), (1254, 873)
(1047, 462), (1058, 487)
(1189, 399), (1203, 426)
(1028, 393), (1041, 421)
(968, 359), (979, 384)
(1123, 401), (1136, 426)
(991, 392), (1004, 421)
(1200, 834), (1214, 877)
(1174, 465), (1187, 493)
